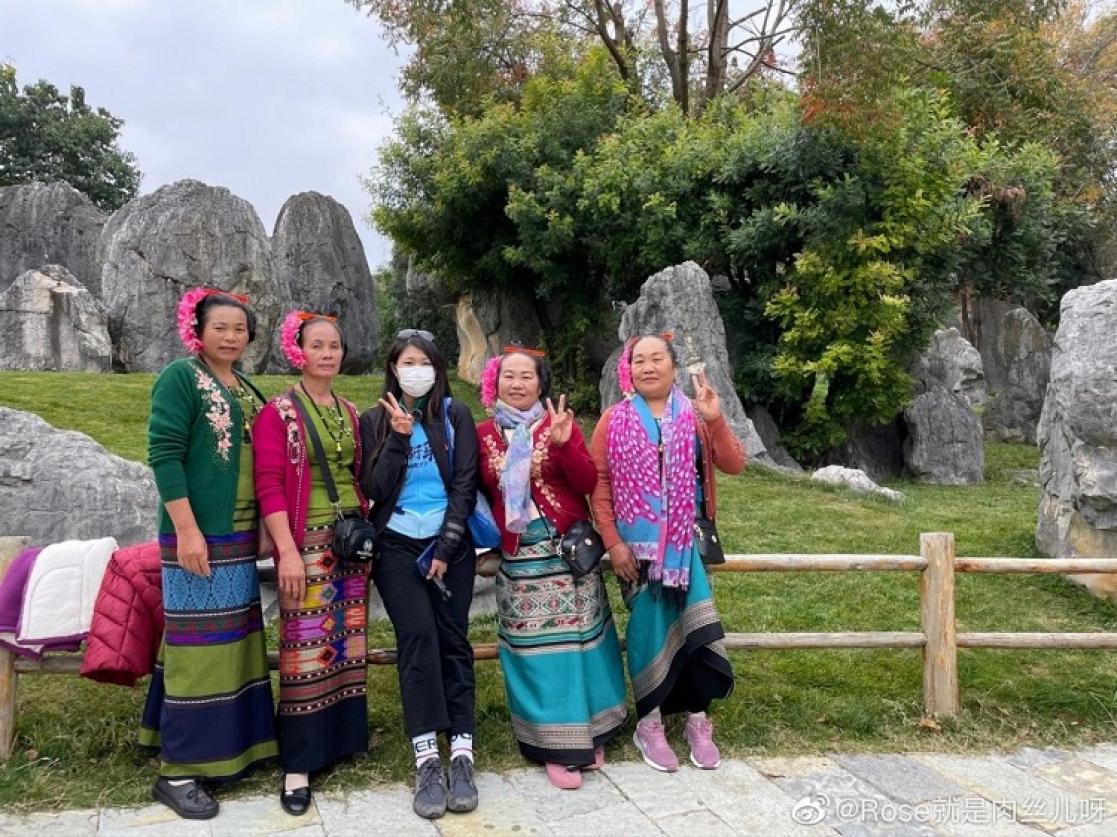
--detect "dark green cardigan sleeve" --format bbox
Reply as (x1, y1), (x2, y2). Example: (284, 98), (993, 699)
(148, 360), (198, 503)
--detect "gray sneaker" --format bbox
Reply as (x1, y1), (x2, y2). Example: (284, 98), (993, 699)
(413, 758), (447, 819)
(447, 754), (478, 813)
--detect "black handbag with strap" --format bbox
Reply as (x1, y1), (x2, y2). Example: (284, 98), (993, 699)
(558, 519), (607, 578)
(289, 394), (377, 563)
(694, 438), (726, 566)
(533, 499), (605, 579)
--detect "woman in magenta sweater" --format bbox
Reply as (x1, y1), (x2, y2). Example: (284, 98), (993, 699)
(476, 346), (627, 790)
(253, 312), (370, 815)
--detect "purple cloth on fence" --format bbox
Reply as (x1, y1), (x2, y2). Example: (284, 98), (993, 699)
(0, 546), (44, 658)
(0, 547), (41, 632)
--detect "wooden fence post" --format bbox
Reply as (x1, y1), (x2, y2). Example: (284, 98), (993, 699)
(0, 536), (31, 761)
(921, 532), (959, 717)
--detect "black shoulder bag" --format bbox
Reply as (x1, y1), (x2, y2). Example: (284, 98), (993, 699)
(533, 499), (605, 579)
(290, 395), (378, 563)
(693, 438), (726, 566)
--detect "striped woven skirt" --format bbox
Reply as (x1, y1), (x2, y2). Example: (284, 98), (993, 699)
(277, 523), (370, 773)
(625, 546), (734, 718)
(496, 521), (627, 766)
(139, 532), (278, 780)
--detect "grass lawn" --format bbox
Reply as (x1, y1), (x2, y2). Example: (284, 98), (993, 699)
(2, 371), (1116, 812)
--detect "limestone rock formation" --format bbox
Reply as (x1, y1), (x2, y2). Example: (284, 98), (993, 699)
(811, 465), (905, 502)
(1036, 279), (1117, 597)
(98, 179), (282, 373)
(0, 265), (111, 371)
(911, 327), (987, 411)
(597, 262), (771, 466)
(982, 308), (1051, 444)
(903, 386), (984, 485)
(0, 407), (157, 545)
(271, 192), (377, 372)
(455, 292), (542, 384)
(0, 182), (106, 296)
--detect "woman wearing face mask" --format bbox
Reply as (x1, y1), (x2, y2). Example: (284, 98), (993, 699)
(358, 329), (479, 821)
(140, 288), (277, 820)
(475, 346), (627, 790)
(590, 333), (744, 774)
(253, 312), (370, 815)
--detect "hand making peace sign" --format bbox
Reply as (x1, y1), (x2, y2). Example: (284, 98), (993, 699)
(545, 394), (575, 446)
(691, 370), (722, 422)
(378, 391), (414, 435)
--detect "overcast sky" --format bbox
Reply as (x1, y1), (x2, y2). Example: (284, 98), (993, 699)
(1, 0), (404, 268)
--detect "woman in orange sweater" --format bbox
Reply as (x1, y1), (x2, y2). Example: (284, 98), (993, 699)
(590, 333), (744, 773)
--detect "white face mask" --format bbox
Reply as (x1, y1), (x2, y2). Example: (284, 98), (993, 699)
(397, 365), (436, 398)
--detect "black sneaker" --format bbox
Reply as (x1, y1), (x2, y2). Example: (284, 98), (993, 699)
(152, 777), (219, 820)
(447, 754), (478, 813)
(413, 757), (447, 819)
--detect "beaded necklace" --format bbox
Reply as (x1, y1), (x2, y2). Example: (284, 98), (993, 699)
(299, 382), (352, 466)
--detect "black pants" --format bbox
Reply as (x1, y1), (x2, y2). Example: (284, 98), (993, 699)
(373, 529), (476, 738)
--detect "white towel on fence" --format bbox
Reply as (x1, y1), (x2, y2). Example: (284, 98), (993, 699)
(17, 537), (117, 644)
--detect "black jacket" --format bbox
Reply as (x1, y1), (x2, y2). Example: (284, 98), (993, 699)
(358, 397), (478, 562)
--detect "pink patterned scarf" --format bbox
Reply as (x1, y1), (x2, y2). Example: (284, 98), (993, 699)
(605, 387), (697, 591)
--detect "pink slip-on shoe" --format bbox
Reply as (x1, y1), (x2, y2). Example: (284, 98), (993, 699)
(586, 746), (605, 771)
(684, 715), (721, 769)
(545, 762), (582, 790)
(633, 717), (679, 772)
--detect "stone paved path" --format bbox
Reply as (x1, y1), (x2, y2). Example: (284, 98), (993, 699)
(5, 743), (1117, 836)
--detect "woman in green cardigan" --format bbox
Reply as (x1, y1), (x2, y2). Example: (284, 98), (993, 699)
(139, 287), (278, 820)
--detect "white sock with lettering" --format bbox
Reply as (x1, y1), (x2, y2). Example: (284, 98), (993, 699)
(412, 731), (439, 767)
(450, 732), (474, 762)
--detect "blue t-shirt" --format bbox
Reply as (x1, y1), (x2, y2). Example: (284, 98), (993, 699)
(387, 422), (448, 539)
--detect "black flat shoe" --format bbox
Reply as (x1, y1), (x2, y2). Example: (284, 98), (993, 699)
(153, 777), (219, 820)
(280, 776), (312, 816)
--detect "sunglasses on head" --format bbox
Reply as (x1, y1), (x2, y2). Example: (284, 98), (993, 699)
(397, 328), (435, 342)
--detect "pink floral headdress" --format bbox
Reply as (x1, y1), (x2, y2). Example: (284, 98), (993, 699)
(480, 344), (547, 409)
(176, 287), (249, 354)
(617, 331), (674, 397)
(280, 310), (338, 370)
(481, 356), (502, 409)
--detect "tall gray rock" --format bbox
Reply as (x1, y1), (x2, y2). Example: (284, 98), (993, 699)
(0, 182), (106, 296)
(982, 308), (1051, 444)
(1036, 279), (1117, 597)
(271, 192), (378, 372)
(0, 265), (111, 371)
(903, 386), (984, 485)
(598, 262), (771, 466)
(456, 291), (543, 384)
(911, 327), (986, 411)
(0, 407), (156, 544)
(98, 180), (282, 373)
(957, 296), (1017, 393)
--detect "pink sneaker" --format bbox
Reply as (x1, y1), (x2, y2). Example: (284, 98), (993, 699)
(684, 715), (721, 769)
(633, 717), (679, 772)
(545, 762), (582, 790)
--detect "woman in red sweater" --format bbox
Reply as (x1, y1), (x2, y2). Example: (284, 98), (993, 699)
(476, 346), (627, 791)
(253, 312), (370, 815)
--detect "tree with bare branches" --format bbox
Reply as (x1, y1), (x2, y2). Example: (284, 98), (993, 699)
(349, 0), (801, 115)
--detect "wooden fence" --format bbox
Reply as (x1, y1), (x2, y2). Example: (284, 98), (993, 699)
(3, 532), (1117, 761)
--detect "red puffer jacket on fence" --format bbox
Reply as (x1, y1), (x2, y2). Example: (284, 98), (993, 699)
(79, 541), (163, 686)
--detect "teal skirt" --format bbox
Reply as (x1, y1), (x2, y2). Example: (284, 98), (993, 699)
(496, 519), (628, 766)
(625, 545), (734, 718)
